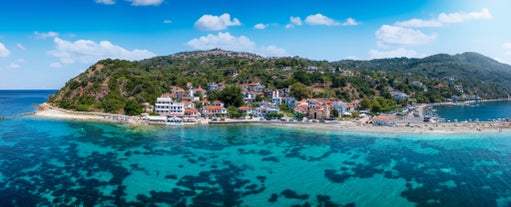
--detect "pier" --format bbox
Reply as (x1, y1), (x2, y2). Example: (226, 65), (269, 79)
(0, 112), (36, 120)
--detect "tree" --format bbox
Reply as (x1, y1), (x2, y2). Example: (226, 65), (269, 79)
(370, 101), (382, 114)
(351, 111), (360, 119)
(255, 95), (263, 102)
(331, 108), (339, 118)
(359, 98), (371, 110)
(294, 112), (306, 120)
(227, 106), (242, 118)
(293, 70), (312, 86)
(265, 112), (283, 119)
(218, 86), (244, 107)
(289, 82), (310, 100)
(124, 99), (143, 116)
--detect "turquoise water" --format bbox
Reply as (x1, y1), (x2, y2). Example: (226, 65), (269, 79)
(1, 91), (511, 206)
(434, 101), (511, 122)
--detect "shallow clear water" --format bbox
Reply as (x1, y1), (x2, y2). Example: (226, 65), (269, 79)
(1, 91), (511, 207)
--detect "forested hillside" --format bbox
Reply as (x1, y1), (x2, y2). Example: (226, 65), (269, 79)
(49, 49), (511, 114)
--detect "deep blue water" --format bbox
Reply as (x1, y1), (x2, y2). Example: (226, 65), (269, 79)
(434, 101), (511, 122)
(1, 91), (511, 206)
(0, 90), (55, 116)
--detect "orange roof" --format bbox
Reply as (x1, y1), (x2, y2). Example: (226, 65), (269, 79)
(213, 100), (222, 104)
(185, 108), (198, 113)
(349, 100), (360, 104)
(181, 101), (193, 104)
(204, 106), (222, 111)
(373, 116), (397, 121)
(160, 93), (172, 98)
(166, 114), (184, 117)
(195, 87), (206, 92)
(238, 106), (250, 110)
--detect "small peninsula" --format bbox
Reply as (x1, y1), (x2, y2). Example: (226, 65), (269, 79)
(40, 49), (511, 133)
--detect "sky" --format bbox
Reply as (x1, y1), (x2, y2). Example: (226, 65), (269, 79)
(1, 0), (511, 89)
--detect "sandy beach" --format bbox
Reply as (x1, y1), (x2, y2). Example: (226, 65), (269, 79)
(32, 102), (511, 135)
(35, 103), (144, 125)
(258, 121), (510, 134)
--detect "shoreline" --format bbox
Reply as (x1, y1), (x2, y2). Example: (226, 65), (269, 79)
(32, 103), (511, 135)
(256, 121), (510, 135)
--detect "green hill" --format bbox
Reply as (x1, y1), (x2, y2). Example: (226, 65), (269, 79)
(49, 49), (511, 115)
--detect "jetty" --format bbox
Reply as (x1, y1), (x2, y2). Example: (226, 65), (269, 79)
(0, 112), (36, 120)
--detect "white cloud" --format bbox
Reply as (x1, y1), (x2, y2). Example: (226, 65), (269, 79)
(194, 13), (241, 31)
(17, 43), (26, 51)
(285, 16), (302, 29)
(126, 0), (163, 6)
(438, 8), (491, 23)
(376, 25), (436, 47)
(34, 31), (59, 39)
(369, 48), (420, 59)
(9, 63), (20, 69)
(187, 32), (286, 57)
(187, 32), (255, 51)
(395, 8), (492, 28)
(395, 19), (443, 28)
(290, 16), (302, 26)
(305, 13), (340, 26)
(260, 45), (287, 57)
(95, 0), (115, 5)
(0, 43), (10, 57)
(163, 20), (172, 24)
(503, 43), (511, 55)
(48, 37), (156, 65)
(254, 23), (268, 30)
(342, 18), (359, 26)
(50, 62), (63, 68)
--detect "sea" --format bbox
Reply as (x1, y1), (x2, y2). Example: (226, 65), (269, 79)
(1, 90), (511, 207)
(434, 101), (511, 122)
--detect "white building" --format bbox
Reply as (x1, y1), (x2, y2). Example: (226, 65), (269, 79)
(154, 95), (185, 116)
(271, 90), (282, 105)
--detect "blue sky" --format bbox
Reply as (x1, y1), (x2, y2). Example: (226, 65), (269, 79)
(1, 0), (511, 89)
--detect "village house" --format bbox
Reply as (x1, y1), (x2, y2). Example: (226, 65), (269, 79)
(306, 99), (330, 120)
(201, 106), (227, 117)
(371, 116), (398, 126)
(169, 86), (188, 100)
(454, 85), (464, 93)
(285, 96), (297, 109)
(181, 101), (195, 109)
(390, 91), (410, 100)
(306, 66), (319, 73)
(332, 101), (347, 117)
(207, 82), (225, 91)
(154, 94), (185, 117)
(271, 90), (283, 105)
(238, 106), (254, 117)
(243, 91), (259, 103)
(247, 82), (265, 92)
(345, 100), (360, 113)
(184, 108), (200, 121)
(193, 87), (207, 97)
(200, 100), (227, 117)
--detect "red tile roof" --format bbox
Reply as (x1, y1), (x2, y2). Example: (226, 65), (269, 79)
(204, 106), (222, 111)
(372, 116), (397, 121)
(185, 108), (198, 113)
(238, 106), (250, 110)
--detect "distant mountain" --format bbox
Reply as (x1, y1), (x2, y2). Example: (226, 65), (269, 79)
(49, 49), (511, 114)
